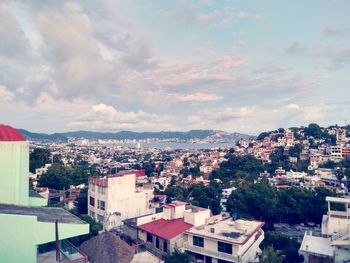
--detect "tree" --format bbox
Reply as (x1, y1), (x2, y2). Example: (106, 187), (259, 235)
(38, 164), (90, 190)
(261, 232), (303, 263)
(288, 144), (302, 158)
(75, 188), (88, 215)
(69, 215), (102, 246)
(166, 249), (191, 263)
(30, 148), (51, 173)
(258, 132), (270, 140)
(259, 246), (284, 263)
(304, 123), (322, 139)
(319, 160), (336, 169)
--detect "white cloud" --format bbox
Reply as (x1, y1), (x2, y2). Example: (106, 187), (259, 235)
(172, 93), (222, 102)
(286, 103), (301, 110)
(0, 85), (14, 103)
(69, 103), (175, 131)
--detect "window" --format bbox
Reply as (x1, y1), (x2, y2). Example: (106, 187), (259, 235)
(205, 256), (212, 263)
(193, 236), (204, 247)
(98, 200), (105, 211)
(147, 233), (153, 243)
(89, 196), (95, 207)
(218, 242), (232, 254)
(97, 214), (104, 222)
(98, 187), (106, 195)
(89, 211), (95, 218)
(163, 241), (168, 253)
(156, 238), (160, 249)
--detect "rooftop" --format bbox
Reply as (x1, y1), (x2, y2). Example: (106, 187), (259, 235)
(0, 124), (26, 142)
(138, 218), (193, 240)
(0, 204), (86, 224)
(326, 196), (350, 204)
(163, 201), (188, 208)
(299, 234), (334, 257)
(186, 219), (264, 245)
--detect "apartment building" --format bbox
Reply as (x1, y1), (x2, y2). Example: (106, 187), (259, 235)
(124, 200), (264, 263)
(185, 218), (264, 263)
(88, 170), (154, 226)
(299, 196), (350, 262)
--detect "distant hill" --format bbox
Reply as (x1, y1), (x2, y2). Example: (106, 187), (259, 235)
(18, 129), (253, 142)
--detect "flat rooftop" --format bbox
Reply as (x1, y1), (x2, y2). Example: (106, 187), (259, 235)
(326, 196), (350, 204)
(0, 203), (87, 224)
(186, 219), (264, 245)
(300, 234), (334, 257)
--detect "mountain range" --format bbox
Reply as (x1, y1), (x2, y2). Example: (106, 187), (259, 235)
(18, 129), (253, 143)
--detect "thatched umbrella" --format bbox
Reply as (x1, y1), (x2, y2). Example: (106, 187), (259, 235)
(80, 232), (135, 263)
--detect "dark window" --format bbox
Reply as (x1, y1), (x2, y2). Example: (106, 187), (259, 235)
(163, 241), (168, 253)
(193, 236), (204, 247)
(89, 196), (95, 206)
(98, 200), (105, 211)
(156, 238), (160, 249)
(147, 233), (153, 243)
(218, 241), (232, 254)
(205, 256), (212, 263)
(218, 260), (232, 263)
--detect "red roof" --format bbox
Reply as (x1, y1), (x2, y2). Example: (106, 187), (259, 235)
(138, 218), (193, 240)
(0, 125), (26, 141)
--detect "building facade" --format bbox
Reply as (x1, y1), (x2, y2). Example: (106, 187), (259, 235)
(299, 196), (350, 263)
(0, 125), (89, 263)
(88, 170), (154, 226)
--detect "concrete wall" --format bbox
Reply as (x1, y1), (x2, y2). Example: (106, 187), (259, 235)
(0, 213), (88, 263)
(184, 209), (211, 227)
(0, 141), (29, 206)
(88, 173), (153, 223)
(28, 197), (48, 206)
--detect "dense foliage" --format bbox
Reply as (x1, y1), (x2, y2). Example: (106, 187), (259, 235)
(30, 148), (51, 173)
(166, 249), (191, 263)
(226, 181), (335, 225)
(261, 232), (303, 263)
(164, 182), (222, 215)
(38, 163), (91, 190)
(69, 215), (103, 246)
(211, 155), (264, 185)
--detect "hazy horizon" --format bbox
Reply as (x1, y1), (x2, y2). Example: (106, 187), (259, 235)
(1, 0), (349, 134)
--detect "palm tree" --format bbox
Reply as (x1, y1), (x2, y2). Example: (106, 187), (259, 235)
(259, 246), (284, 263)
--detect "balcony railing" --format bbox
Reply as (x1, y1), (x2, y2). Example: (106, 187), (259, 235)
(184, 243), (239, 262)
(37, 240), (88, 263)
(184, 232), (264, 263)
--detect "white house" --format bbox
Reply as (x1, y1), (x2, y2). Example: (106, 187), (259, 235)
(88, 170), (154, 228)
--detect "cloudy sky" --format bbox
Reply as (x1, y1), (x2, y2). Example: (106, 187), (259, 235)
(0, 0), (349, 135)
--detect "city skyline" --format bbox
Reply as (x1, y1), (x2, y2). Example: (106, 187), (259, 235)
(1, 0), (349, 134)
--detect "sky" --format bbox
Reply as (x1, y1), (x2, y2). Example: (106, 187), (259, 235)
(0, 0), (349, 135)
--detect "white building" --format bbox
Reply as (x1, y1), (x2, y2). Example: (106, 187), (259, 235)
(88, 170), (154, 227)
(125, 201), (264, 263)
(299, 196), (350, 262)
(185, 218), (264, 263)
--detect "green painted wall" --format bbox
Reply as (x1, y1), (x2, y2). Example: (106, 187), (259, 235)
(0, 213), (89, 263)
(0, 140), (89, 263)
(29, 197), (48, 206)
(0, 142), (29, 205)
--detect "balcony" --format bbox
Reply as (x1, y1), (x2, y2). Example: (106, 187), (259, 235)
(37, 239), (88, 263)
(184, 231), (264, 263)
(184, 243), (239, 262)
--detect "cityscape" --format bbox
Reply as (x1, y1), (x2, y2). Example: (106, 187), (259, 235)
(1, 1), (350, 263)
